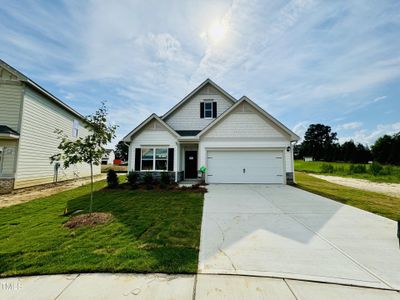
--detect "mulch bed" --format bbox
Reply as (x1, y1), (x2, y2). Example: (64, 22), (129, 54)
(64, 212), (113, 229)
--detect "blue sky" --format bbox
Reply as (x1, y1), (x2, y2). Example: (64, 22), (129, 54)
(1, 0), (399, 146)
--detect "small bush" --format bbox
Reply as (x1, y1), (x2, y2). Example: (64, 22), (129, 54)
(107, 169), (119, 188)
(127, 172), (138, 186)
(380, 165), (393, 175)
(369, 162), (383, 176)
(160, 172), (171, 185)
(349, 164), (367, 174)
(143, 173), (153, 185)
(335, 166), (345, 173)
(320, 163), (334, 173)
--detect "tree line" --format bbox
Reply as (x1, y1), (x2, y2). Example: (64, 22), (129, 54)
(294, 124), (400, 165)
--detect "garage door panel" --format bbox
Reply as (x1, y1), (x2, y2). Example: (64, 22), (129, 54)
(207, 150), (284, 184)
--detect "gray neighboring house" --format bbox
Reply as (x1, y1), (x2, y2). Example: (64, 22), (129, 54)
(123, 79), (299, 184)
(0, 59), (101, 193)
(102, 149), (115, 165)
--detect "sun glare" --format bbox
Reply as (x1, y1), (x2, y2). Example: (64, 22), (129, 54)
(205, 20), (228, 43)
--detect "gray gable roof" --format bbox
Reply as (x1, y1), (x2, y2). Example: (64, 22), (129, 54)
(0, 125), (19, 135)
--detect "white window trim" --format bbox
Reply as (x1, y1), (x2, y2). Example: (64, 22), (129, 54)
(72, 120), (79, 138)
(204, 100), (214, 119)
(140, 147), (168, 171)
(0, 146), (3, 175)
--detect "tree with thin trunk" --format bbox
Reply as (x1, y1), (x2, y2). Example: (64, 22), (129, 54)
(50, 103), (117, 212)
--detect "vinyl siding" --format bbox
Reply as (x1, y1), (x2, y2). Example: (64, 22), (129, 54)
(128, 120), (178, 172)
(164, 83), (234, 131)
(0, 140), (17, 177)
(15, 87), (100, 188)
(0, 81), (23, 131)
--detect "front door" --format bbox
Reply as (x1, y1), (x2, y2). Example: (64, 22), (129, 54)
(185, 151), (198, 179)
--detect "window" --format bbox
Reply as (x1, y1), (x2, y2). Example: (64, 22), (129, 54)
(141, 147), (168, 171)
(204, 101), (213, 118)
(72, 120), (79, 137)
(0, 147), (3, 175)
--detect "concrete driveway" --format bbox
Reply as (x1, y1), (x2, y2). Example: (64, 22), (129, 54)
(199, 184), (400, 290)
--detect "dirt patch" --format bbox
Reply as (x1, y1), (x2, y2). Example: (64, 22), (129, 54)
(64, 212), (113, 229)
(309, 174), (400, 197)
(0, 174), (106, 209)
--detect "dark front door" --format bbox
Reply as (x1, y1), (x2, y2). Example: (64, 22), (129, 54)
(185, 151), (198, 179)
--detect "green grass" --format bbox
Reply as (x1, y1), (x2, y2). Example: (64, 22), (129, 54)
(295, 160), (400, 183)
(295, 172), (400, 221)
(0, 179), (204, 277)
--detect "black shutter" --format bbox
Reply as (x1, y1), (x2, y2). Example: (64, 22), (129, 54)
(168, 148), (174, 171)
(212, 102), (217, 118)
(134, 148), (141, 171)
(200, 102), (204, 118)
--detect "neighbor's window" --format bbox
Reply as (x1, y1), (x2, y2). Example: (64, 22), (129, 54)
(141, 147), (168, 171)
(204, 101), (213, 118)
(72, 120), (79, 137)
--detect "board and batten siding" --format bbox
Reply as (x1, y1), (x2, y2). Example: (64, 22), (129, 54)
(128, 119), (178, 172)
(15, 86), (100, 188)
(164, 83), (234, 131)
(0, 140), (18, 177)
(0, 81), (23, 131)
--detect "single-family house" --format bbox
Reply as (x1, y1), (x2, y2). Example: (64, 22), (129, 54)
(0, 59), (101, 193)
(123, 79), (299, 184)
(102, 149), (115, 165)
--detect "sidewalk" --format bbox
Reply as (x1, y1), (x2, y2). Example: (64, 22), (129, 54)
(1, 273), (399, 300)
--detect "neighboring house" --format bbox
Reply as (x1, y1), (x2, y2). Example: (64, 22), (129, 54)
(102, 149), (115, 165)
(304, 156), (313, 162)
(123, 79), (299, 184)
(0, 59), (101, 193)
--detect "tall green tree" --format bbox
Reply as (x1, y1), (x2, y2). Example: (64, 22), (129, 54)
(372, 132), (400, 165)
(300, 124), (338, 161)
(114, 141), (129, 161)
(50, 103), (117, 212)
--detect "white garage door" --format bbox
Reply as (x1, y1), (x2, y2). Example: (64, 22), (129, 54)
(207, 150), (284, 184)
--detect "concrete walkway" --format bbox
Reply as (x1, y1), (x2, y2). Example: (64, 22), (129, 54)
(199, 184), (400, 290)
(1, 273), (399, 299)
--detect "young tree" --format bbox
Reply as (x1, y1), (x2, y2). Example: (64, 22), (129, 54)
(50, 103), (117, 212)
(114, 140), (129, 161)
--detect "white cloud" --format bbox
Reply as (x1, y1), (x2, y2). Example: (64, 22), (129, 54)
(292, 121), (309, 141)
(339, 122), (400, 145)
(373, 95), (387, 102)
(336, 122), (363, 131)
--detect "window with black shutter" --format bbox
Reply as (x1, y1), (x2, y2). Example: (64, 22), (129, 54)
(134, 148), (141, 171)
(168, 148), (174, 171)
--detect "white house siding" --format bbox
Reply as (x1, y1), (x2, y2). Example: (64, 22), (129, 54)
(14, 87), (100, 188)
(128, 119), (178, 172)
(164, 83), (234, 130)
(0, 140), (18, 177)
(199, 103), (293, 175)
(0, 81), (23, 131)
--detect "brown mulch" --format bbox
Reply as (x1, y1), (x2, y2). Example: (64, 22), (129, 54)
(64, 212), (113, 229)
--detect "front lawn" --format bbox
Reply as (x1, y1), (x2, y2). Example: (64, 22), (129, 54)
(295, 172), (400, 221)
(0, 179), (204, 277)
(294, 160), (400, 183)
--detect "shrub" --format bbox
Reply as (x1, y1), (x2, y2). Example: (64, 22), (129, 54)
(106, 169), (119, 188)
(320, 163), (334, 173)
(380, 165), (393, 175)
(127, 172), (138, 186)
(160, 172), (171, 185)
(349, 164), (367, 174)
(143, 173), (153, 185)
(335, 166), (345, 173)
(369, 162), (383, 176)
